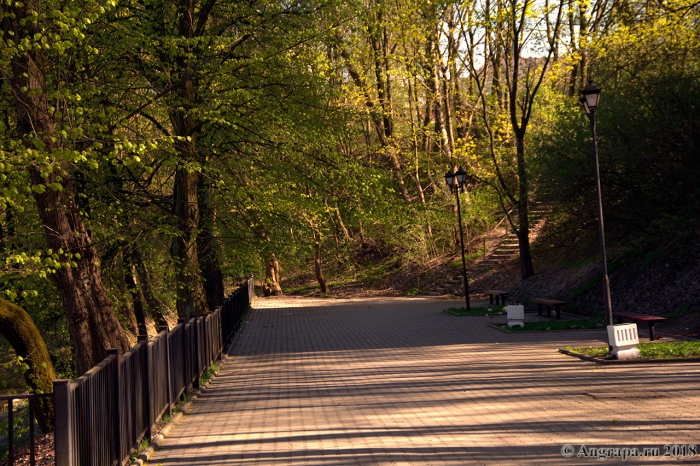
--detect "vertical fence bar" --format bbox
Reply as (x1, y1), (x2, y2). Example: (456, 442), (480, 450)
(8, 398), (13, 466)
(178, 318), (186, 400)
(28, 397), (35, 466)
(138, 334), (152, 442)
(53, 380), (72, 466)
(193, 316), (200, 389)
(159, 324), (173, 418)
(106, 349), (121, 466)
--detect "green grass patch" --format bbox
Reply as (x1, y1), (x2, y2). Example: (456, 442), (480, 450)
(199, 362), (220, 386)
(127, 437), (151, 463)
(564, 345), (610, 358)
(566, 340), (700, 359)
(358, 262), (393, 283)
(498, 318), (603, 331)
(443, 305), (505, 316)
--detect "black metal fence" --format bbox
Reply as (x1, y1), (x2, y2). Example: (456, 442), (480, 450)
(221, 277), (254, 345)
(43, 276), (254, 466)
(0, 392), (54, 466)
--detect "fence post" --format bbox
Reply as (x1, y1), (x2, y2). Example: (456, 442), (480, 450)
(178, 318), (187, 401)
(138, 334), (152, 441)
(159, 325), (173, 418)
(28, 397), (35, 466)
(193, 316), (200, 389)
(216, 307), (223, 362)
(53, 380), (73, 466)
(105, 349), (121, 466)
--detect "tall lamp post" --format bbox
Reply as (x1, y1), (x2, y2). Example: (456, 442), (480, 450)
(580, 80), (613, 327)
(445, 167), (471, 311)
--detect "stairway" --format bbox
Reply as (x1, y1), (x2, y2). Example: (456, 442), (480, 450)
(422, 203), (551, 296)
(425, 276), (465, 296)
(475, 202), (550, 272)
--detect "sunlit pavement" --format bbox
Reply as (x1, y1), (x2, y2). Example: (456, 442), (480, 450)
(148, 297), (700, 465)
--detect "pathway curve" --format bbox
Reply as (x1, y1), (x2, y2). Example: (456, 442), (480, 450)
(148, 297), (700, 465)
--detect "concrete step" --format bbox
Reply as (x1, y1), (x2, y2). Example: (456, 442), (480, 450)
(480, 261), (501, 267)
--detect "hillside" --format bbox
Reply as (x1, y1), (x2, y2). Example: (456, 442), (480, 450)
(282, 222), (700, 340)
(441, 224), (700, 338)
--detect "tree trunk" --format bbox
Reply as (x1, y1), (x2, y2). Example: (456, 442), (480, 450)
(264, 256), (283, 296)
(516, 135), (535, 278)
(335, 206), (351, 242)
(124, 268), (147, 335)
(119, 273), (140, 336)
(171, 168), (209, 318)
(441, 68), (455, 154)
(0, 299), (56, 432)
(314, 243), (328, 293)
(131, 248), (167, 327)
(198, 177), (225, 310)
(7, 0), (130, 373)
(169, 0), (209, 319)
(359, 220), (367, 247)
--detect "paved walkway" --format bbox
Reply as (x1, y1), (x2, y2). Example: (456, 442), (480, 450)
(148, 297), (700, 465)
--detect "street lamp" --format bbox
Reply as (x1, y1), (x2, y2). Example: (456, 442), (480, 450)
(445, 166), (471, 311)
(579, 80), (613, 328)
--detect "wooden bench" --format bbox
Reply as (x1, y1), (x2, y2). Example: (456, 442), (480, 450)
(484, 289), (509, 305)
(532, 298), (567, 319)
(612, 312), (667, 341)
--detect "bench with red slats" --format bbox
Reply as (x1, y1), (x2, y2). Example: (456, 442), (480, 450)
(612, 312), (667, 341)
(532, 298), (567, 319)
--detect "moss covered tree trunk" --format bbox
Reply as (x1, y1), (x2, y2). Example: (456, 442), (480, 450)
(0, 299), (56, 433)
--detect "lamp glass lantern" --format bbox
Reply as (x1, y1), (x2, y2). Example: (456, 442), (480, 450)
(444, 170), (456, 188)
(455, 166), (467, 185)
(580, 80), (601, 115)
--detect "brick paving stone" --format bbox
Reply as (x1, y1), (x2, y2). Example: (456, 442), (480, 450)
(148, 297), (700, 465)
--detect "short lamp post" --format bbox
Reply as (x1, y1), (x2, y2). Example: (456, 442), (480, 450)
(580, 80), (613, 328)
(445, 166), (471, 311)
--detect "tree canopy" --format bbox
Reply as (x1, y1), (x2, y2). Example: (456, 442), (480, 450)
(1, 0), (698, 374)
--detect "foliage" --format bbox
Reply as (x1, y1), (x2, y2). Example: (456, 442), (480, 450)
(199, 363), (220, 386)
(443, 305), (505, 316)
(563, 345), (610, 358)
(498, 318), (603, 331)
(533, 0), (700, 243)
(0, 0), (698, 373)
(566, 341), (700, 359)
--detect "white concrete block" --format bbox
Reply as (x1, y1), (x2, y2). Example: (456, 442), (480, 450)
(607, 323), (641, 360)
(507, 305), (525, 328)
